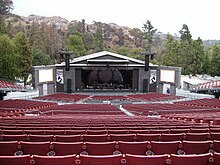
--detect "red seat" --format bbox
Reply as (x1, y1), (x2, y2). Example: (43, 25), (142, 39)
(79, 154), (124, 165)
(108, 130), (129, 134)
(149, 141), (181, 155)
(185, 133), (209, 141)
(118, 141), (148, 155)
(2, 130), (24, 135)
(52, 142), (83, 156)
(181, 141), (212, 154)
(161, 133), (184, 141)
(0, 141), (19, 156)
(55, 135), (81, 142)
(0, 155), (30, 165)
(210, 132), (220, 140)
(170, 128), (190, 134)
(125, 154), (169, 165)
(136, 134), (160, 141)
(2, 134), (28, 141)
(86, 130), (107, 135)
(213, 140), (220, 153)
(20, 141), (52, 155)
(84, 142), (118, 155)
(24, 130), (45, 135)
(213, 153), (220, 165)
(170, 153), (212, 165)
(109, 134), (135, 142)
(66, 130), (86, 135)
(29, 134), (54, 142)
(44, 130), (66, 135)
(83, 134), (108, 142)
(32, 154), (77, 165)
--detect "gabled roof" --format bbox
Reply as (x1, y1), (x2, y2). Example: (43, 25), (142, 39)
(70, 51), (145, 65)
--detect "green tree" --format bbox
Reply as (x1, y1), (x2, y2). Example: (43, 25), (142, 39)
(162, 34), (181, 67)
(0, 0), (13, 34)
(210, 44), (220, 76)
(142, 20), (157, 52)
(32, 48), (54, 66)
(13, 32), (32, 85)
(0, 34), (20, 81)
(179, 24), (192, 41)
(95, 28), (104, 52)
(65, 34), (86, 57)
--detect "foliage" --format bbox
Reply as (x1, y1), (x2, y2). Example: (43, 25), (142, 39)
(142, 20), (157, 52)
(32, 48), (54, 66)
(65, 34), (86, 57)
(95, 28), (104, 52)
(12, 32), (32, 85)
(210, 44), (220, 76)
(0, 34), (20, 81)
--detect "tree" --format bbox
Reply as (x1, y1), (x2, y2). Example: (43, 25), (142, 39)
(142, 20), (157, 52)
(179, 24), (192, 41)
(0, 0), (13, 34)
(0, 34), (20, 81)
(13, 32), (32, 85)
(32, 48), (54, 66)
(162, 34), (181, 67)
(210, 44), (220, 76)
(95, 28), (104, 52)
(65, 34), (86, 57)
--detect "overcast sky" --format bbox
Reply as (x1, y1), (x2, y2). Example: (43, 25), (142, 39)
(13, 0), (220, 40)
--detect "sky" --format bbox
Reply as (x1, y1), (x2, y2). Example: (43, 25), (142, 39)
(13, 0), (220, 40)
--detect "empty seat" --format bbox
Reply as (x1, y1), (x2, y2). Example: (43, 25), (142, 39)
(44, 130), (66, 135)
(108, 130), (129, 134)
(0, 141), (19, 156)
(210, 132), (220, 140)
(24, 130), (45, 135)
(149, 141), (181, 155)
(66, 130), (86, 135)
(86, 130), (107, 135)
(84, 142), (118, 155)
(20, 141), (52, 155)
(161, 133), (184, 141)
(29, 134), (54, 142)
(170, 153), (212, 165)
(170, 128), (190, 134)
(1, 134), (28, 141)
(181, 141), (212, 154)
(125, 154), (169, 165)
(190, 128), (209, 133)
(0, 155), (30, 165)
(2, 130), (24, 135)
(185, 133), (209, 141)
(118, 141), (148, 155)
(55, 135), (81, 142)
(149, 129), (169, 134)
(52, 142), (83, 155)
(109, 134), (135, 142)
(213, 153), (220, 165)
(136, 134), (160, 142)
(79, 154), (124, 165)
(32, 154), (77, 165)
(82, 134), (108, 142)
(213, 140), (220, 153)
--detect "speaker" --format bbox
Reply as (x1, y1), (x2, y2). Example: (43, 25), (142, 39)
(65, 54), (70, 71)
(145, 55), (149, 71)
(67, 79), (71, 93)
(143, 79), (149, 93)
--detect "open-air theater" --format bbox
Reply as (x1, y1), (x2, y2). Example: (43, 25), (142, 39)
(1, 51), (220, 165)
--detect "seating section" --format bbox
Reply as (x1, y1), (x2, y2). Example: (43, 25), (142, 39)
(35, 93), (89, 103)
(0, 80), (24, 91)
(0, 92), (220, 164)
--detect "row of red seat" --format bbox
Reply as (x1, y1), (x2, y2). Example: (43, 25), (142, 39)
(175, 98), (220, 108)
(1, 140), (220, 156)
(36, 93), (89, 102)
(0, 80), (23, 90)
(1, 132), (220, 142)
(1, 127), (220, 134)
(1, 153), (219, 165)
